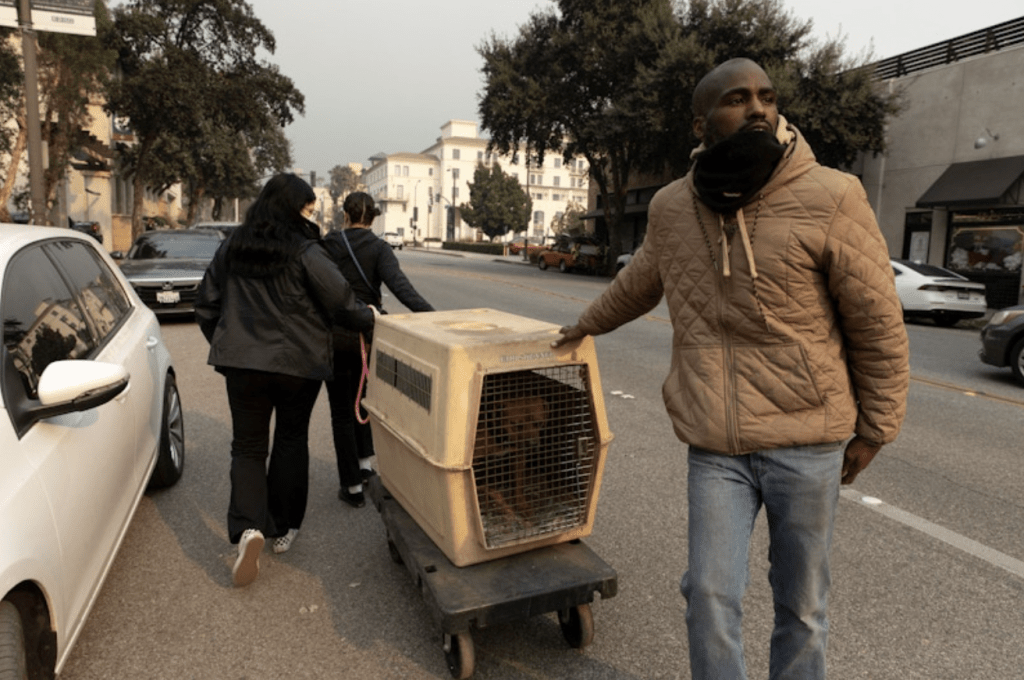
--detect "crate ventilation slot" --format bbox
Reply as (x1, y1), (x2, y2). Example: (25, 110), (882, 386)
(375, 350), (432, 412)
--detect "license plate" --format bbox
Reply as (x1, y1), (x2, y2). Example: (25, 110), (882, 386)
(157, 290), (180, 304)
(957, 291), (969, 300)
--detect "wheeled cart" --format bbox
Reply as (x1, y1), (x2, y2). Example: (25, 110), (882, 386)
(367, 475), (618, 679)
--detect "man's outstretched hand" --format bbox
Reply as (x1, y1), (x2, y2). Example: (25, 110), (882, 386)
(551, 325), (587, 348)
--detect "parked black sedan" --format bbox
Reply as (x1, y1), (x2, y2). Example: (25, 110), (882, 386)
(113, 229), (223, 316)
(979, 305), (1024, 386)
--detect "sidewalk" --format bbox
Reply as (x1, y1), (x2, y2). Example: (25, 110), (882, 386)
(405, 244), (533, 267)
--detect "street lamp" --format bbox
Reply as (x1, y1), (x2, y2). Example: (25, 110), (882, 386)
(413, 179), (421, 245)
(445, 167), (459, 242)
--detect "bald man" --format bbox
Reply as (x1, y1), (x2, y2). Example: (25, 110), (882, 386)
(553, 58), (909, 679)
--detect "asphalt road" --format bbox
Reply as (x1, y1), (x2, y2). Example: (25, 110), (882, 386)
(60, 249), (1024, 679)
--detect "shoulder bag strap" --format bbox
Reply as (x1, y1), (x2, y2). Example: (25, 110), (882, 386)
(339, 229), (382, 308)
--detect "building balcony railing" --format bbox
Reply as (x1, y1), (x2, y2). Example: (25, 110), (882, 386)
(872, 16), (1024, 80)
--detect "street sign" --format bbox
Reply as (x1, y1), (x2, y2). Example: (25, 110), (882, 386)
(0, 0), (96, 36)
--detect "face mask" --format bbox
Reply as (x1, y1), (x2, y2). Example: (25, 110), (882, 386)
(693, 130), (786, 213)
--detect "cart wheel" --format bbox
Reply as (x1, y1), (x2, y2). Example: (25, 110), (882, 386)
(443, 631), (474, 679)
(558, 603), (594, 649)
(386, 538), (403, 565)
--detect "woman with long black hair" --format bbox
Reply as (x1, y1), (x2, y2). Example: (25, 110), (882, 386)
(196, 173), (376, 587)
(322, 192), (434, 508)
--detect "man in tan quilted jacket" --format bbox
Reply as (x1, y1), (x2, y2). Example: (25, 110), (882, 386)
(553, 58), (910, 679)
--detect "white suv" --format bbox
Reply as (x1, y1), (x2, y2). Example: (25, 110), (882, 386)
(382, 232), (403, 250)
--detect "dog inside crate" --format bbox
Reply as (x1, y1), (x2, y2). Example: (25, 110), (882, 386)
(472, 365), (597, 548)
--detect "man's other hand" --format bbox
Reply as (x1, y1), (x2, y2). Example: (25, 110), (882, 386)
(842, 436), (881, 485)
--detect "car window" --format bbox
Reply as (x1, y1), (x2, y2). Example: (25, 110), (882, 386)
(2, 244), (97, 398)
(47, 240), (133, 343)
(128, 234), (222, 260)
(898, 260), (964, 279)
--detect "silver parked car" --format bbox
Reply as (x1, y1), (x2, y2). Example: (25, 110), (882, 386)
(891, 259), (987, 327)
(1, 224), (183, 679)
(979, 305), (1024, 386)
(114, 229), (224, 316)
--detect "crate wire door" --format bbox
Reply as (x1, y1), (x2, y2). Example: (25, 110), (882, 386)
(472, 365), (597, 549)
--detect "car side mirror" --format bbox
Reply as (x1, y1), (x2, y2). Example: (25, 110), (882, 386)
(27, 360), (129, 425)
(37, 360), (128, 405)
(110, 251), (125, 260)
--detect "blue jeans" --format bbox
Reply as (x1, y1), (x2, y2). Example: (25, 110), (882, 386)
(681, 443), (844, 680)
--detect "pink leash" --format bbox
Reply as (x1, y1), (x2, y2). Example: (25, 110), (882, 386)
(355, 333), (370, 425)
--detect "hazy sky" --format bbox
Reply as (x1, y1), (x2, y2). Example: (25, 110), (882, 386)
(243, 0), (1022, 177)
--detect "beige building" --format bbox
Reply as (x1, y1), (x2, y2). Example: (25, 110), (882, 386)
(856, 16), (1024, 307)
(361, 120), (589, 243)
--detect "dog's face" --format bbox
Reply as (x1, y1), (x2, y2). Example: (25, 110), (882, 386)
(499, 395), (548, 450)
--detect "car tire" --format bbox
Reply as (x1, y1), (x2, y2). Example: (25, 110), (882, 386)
(0, 600), (28, 680)
(538, 258), (548, 270)
(149, 373), (185, 489)
(559, 260), (569, 273)
(1010, 337), (1024, 387)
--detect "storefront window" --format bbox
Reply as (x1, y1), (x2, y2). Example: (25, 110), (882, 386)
(947, 224), (1023, 273)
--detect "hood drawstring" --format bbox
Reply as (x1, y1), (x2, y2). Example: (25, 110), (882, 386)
(693, 192), (771, 329)
(694, 193), (764, 279)
(717, 209), (759, 280)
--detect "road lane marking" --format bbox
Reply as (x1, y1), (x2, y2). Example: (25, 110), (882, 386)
(841, 488), (1024, 580)
(910, 374), (1024, 408)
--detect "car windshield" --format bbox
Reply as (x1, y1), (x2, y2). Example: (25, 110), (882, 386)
(128, 234), (222, 260)
(896, 260), (965, 279)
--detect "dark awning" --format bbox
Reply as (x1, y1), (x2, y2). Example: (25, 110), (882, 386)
(916, 155), (1024, 208)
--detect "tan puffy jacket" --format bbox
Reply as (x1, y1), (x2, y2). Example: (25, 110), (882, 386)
(578, 122), (909, 455)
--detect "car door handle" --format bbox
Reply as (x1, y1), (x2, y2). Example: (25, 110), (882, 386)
(145, 336), (160, 349)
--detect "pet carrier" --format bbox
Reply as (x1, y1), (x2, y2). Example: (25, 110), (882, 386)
(362, 308), (612, 568)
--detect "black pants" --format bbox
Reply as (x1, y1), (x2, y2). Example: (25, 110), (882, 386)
(325, 346), (374, 489)
(224, 368), (321, 543)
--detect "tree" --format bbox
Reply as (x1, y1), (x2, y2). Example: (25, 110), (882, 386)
(103, 0), (304, 240)
(676, 0), (899, 171)
(478, 0), (693, 272)
(459, 162), (532, 241)
(0, 30), (21, 159)
(551, 199), (587, 237)
(478, 0), (900, 271)
(0, 5), (116, 224)
(36, 2), (118, 219)
(0, 28), (24, 222)
(326, 164), (360, 228)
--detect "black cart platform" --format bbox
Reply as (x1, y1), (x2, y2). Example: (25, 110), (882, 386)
(366, 475), (618, 679)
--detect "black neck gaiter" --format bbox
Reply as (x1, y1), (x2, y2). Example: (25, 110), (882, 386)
(693, 130), (786, 213)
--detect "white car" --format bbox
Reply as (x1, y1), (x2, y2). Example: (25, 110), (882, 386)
(0, 224), (183, 679)
(615, 251), (632, 273)
(382, 232), (403, 249)
(891, 258), (987, 327)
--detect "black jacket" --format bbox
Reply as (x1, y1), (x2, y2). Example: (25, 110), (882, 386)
(322, 228), (434, 349)
(195, 239), (374, 381)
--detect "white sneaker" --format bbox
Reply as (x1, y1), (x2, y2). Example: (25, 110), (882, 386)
(272, 529), (298, 554)
(232, 529), (264, 587)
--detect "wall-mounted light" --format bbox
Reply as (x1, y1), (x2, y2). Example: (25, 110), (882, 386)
(974, 128), (1000, 149)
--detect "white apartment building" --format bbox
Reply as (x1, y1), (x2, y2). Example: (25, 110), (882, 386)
(362, 120), (588, 243)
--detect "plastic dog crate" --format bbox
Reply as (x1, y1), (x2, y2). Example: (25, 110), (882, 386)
(362, 308), (612, 567)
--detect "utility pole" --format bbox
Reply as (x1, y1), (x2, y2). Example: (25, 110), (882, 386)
(18, 0), (47, 224)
